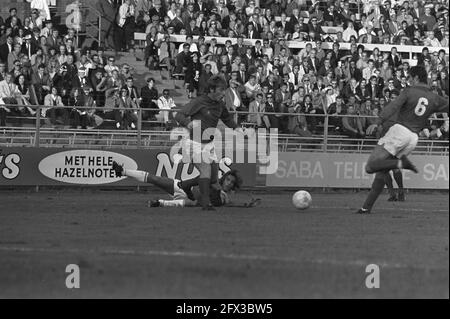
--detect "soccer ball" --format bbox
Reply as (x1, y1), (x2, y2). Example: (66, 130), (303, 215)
(292, 190), (312, 210)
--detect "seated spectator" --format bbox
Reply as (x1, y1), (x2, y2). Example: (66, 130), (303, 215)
(104, 56), (119, 77)
(225, 79), (245, 124)
(244, 75), (261, 102)
(0, 72), (21, 125)
(287, 101), (312, 138)
(342, 104), (365, 138)
(175, 43), (191, 74)
(156, 89), (176, 125)
(365, 107), (382, 138)
(144, 26), (160, 69)
(102, 87), (123, 128)
(51, 64), (71, 93)
(423, 31), (441, 47)
(117, 87), (138, 129)
(343, 77), (359, 101)
(7, 43), (22, 71)
(367, 75), (383, 100)
(288, 64), (303, 91)
(119, 64), (133, 83)
(22, 33), (38, 59)
(185, 53), (202, 98)
(301, 94), (320, 133)
(158, 34), (177, 75)
(43, 86), (67, 125)
(15, 73), (35, 115)
(327, 96), (346, 133)
(0, 62), (7, 81)
(198, 63), (213, 96)
(275, 81), (292, 109)
(91, 69), (106, 107)
(72, 67), (89, 89)
(104, 70), (123, 90)
(82, 86), (103, 129)
(67, 87), (88, 129)
(248, 93), (270, 128)
(343, 21), (358, 42)
(264, 92), (286, 131)
(356, 79), (371, 101)
(121, 76), (140, 105)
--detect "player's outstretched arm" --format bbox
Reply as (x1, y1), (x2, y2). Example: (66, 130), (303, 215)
(223, 198), (262, 208)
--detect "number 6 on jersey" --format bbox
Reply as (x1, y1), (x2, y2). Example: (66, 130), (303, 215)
(415, 97), (428, 116)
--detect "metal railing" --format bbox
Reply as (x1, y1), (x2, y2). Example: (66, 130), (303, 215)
(0, 103), (448, 155)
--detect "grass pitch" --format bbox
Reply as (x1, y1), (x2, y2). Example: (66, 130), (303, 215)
(0, 189), (448, 298)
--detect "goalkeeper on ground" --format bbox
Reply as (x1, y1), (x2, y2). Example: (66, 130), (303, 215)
(112, 161), (260, 208)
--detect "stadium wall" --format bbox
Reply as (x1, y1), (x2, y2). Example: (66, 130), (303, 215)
(0, 148), (448, 189)
(0, 148), (256, 187)
(266, 152), (449, 189)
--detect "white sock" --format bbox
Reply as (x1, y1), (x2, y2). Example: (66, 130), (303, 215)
(122, 169), (148, 183)
(160, 199), (185, 207)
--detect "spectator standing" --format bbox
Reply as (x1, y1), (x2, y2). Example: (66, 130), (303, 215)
(117, 0), (136, 52)
(140, 77), (159, 120)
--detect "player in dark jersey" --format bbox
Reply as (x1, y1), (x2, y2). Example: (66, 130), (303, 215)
(174, 75), (244, 211)
(384, 169), (405, 202)
(111, 161), (259, 208)
(357, 65), (449, 214)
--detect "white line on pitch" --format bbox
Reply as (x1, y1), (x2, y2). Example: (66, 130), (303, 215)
(0, 246), (446, 270)
(312, 206), (449, 212)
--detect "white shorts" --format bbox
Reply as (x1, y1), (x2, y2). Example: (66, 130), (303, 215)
(172, 179), (188, 200)
(181, 138), (217, 164)
(378, 124), (419, 158)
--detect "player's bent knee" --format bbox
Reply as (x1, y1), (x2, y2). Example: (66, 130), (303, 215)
(365, 159), (376, 174)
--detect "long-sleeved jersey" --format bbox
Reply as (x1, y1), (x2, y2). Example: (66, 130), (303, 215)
(380, 85), (449, 134)
(174, 95), (238, 143)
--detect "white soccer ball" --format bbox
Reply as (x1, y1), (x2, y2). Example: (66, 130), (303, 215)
(292, 190), (312, 210)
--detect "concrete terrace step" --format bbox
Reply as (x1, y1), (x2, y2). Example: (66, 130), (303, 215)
(105, 51), (189, 97)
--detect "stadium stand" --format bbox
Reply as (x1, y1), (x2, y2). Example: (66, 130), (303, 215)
(0, 0), (448, 150)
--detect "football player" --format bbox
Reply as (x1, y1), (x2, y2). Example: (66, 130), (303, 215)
(357, 66), (449, 214)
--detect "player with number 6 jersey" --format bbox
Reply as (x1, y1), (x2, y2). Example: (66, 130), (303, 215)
(356, 65), (449, 214)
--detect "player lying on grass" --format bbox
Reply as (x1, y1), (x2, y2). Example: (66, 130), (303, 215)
(112, 161), (261, 208)
(357, 65), (449, 214)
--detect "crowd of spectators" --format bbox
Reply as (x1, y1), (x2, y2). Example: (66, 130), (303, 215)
(135, 0), (448, 139)
(0, 3), (178, 129)
(0, 0), (448, 140)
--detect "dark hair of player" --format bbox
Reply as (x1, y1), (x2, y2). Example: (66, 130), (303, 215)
(409, 65), (428, 84)
(206, 74), (227, 92)
(219, 170), (243, 191)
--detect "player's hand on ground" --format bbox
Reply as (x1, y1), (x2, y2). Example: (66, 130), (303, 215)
(244, 198), (262, 208)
